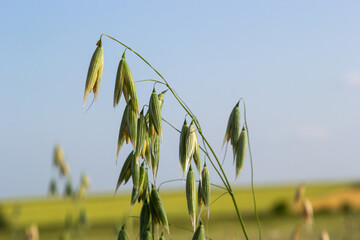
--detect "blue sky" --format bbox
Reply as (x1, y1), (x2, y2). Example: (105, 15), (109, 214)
(1, 1), (360, 198)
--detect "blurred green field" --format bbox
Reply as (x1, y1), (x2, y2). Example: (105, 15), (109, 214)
(1, 182), (359, 239)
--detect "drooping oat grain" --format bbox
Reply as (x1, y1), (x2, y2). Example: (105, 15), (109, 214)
(127, 99), (138, 149)
(235, 127), (247, 179)
(83, 40), (104, 106)
(186, 165), (197, 231)
(150, 184), (169, 234)
(179, 120), (189, 177)
(151, 135), (160, 182)
(117, 225), (129, 240)
(149, 88), (162, 139)
(192, 220), (206, 240)
(140, 200), (151, 237)
(134, 110), (147, 161)
(201, 164), (210, 219)
(115, 151), (133, 194)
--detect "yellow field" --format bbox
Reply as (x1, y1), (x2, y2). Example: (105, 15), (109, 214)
(0, 181), (359, 239)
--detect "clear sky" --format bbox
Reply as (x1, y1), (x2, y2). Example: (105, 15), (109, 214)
(1, 1), (359, 198)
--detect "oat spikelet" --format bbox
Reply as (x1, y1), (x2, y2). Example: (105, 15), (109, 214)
(134, 110), (147, 161)
(150, 184), (170, 234)
(127, 99), (138, 149)
(197, 180), (203, 226)
(293, 183), (306, 210)
(179, 119), (189, 177)
(140, 201), (151, 238)
(116, 103), (129, 159)
(149, 88), (162, 139)
(114, 151), (133, 194)
(83, 39), (104, 106)
(54, 144), (65, 167)
(117, 225), (129, 240)
(290, 225), (301, 240)
(159, 232), (166, 240)
(151, 135), (160, 182)
(139, 169), (149, 203)
(131, 153), (140, 192)
(302, 198), (313, 230)
(144, 133), (151, 168)
(131, 162), (146, 207)
(113, 51), (139, 113)
(186, 165), (197, 231)
(193, 138), (201, 178)
(59, 162), (70, 177)
(158, 90), (167, 110)
(319, 230), (330, 240)
(201, 164), (210, 219)
(192, 220), (206, 240)
(25, 224), (39, 240)
(235, 127), (247, 180)
(81, 174), (90, 189)
(184, 122), (202, 177)
(223, 101), (240, 161)
(142, 228), (152, 240)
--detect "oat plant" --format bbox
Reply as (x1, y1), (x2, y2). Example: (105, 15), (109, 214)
(83, 34), (261, 239)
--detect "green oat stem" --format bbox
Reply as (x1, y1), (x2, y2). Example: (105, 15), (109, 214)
(100, 34), (252, 240)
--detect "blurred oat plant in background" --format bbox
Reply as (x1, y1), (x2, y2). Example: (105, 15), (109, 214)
(50, 145), (91, 240)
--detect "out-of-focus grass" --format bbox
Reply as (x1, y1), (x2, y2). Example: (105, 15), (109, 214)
(0, 182), (359, 239)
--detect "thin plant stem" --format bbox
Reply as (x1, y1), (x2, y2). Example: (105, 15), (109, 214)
(168, 223), (214, 240)
(240, 98), (262, 240)
(210, 191), (229, 206)
(158, 179), (184, 190)
(101, 34), (250, 240)
(158, 178), (227, 191)
(135, 79), (167, 85)
(162, 117), (181, 133)
(201, 136), (249, 240)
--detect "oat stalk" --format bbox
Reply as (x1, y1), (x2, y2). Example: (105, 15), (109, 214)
(99, 33), (259, 240)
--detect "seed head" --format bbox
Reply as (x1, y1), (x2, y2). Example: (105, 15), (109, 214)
(140, 201), (151, 237)
(59, 162), (70, 177)
(201, 164), (210, 219)
(302, 198), (313, 229)
(81, 174), (90, 189)
(150, 184), (169, 234)
(115, 151), (133, 194)
(179, 119), (189, 177)
(127, 99), (138, 149)
(116, 104), (129, 159)
(83, 39), (104, 106)
(113, 51), (139, 113)
(149, 88), (162, 139)
(131, 162), (147, 207)
(142, 228), (152, 240)
(185, 122), (201, 176)
(290, 225), (301, 240)
(235, 127), (247, 180)
(192, 220), (206, 240)
(319, 230), (330, 240)
(131, 154), (140, 192)
(54, 144), (65, 167)
(223, 102), (240, 161)
(159, 232), (166, 240)
(151, 135), (160, 182)
(186, 165), (197, 231)
(117, 225), (129, 240)
(293, 183), (306, 207)
(134, 110), (147, 162)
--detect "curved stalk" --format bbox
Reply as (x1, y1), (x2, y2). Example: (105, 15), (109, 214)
(240, 98), (262, 240)
(101, 34), (250, 239)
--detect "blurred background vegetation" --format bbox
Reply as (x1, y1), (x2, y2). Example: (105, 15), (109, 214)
(1, 181), (359, 239)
